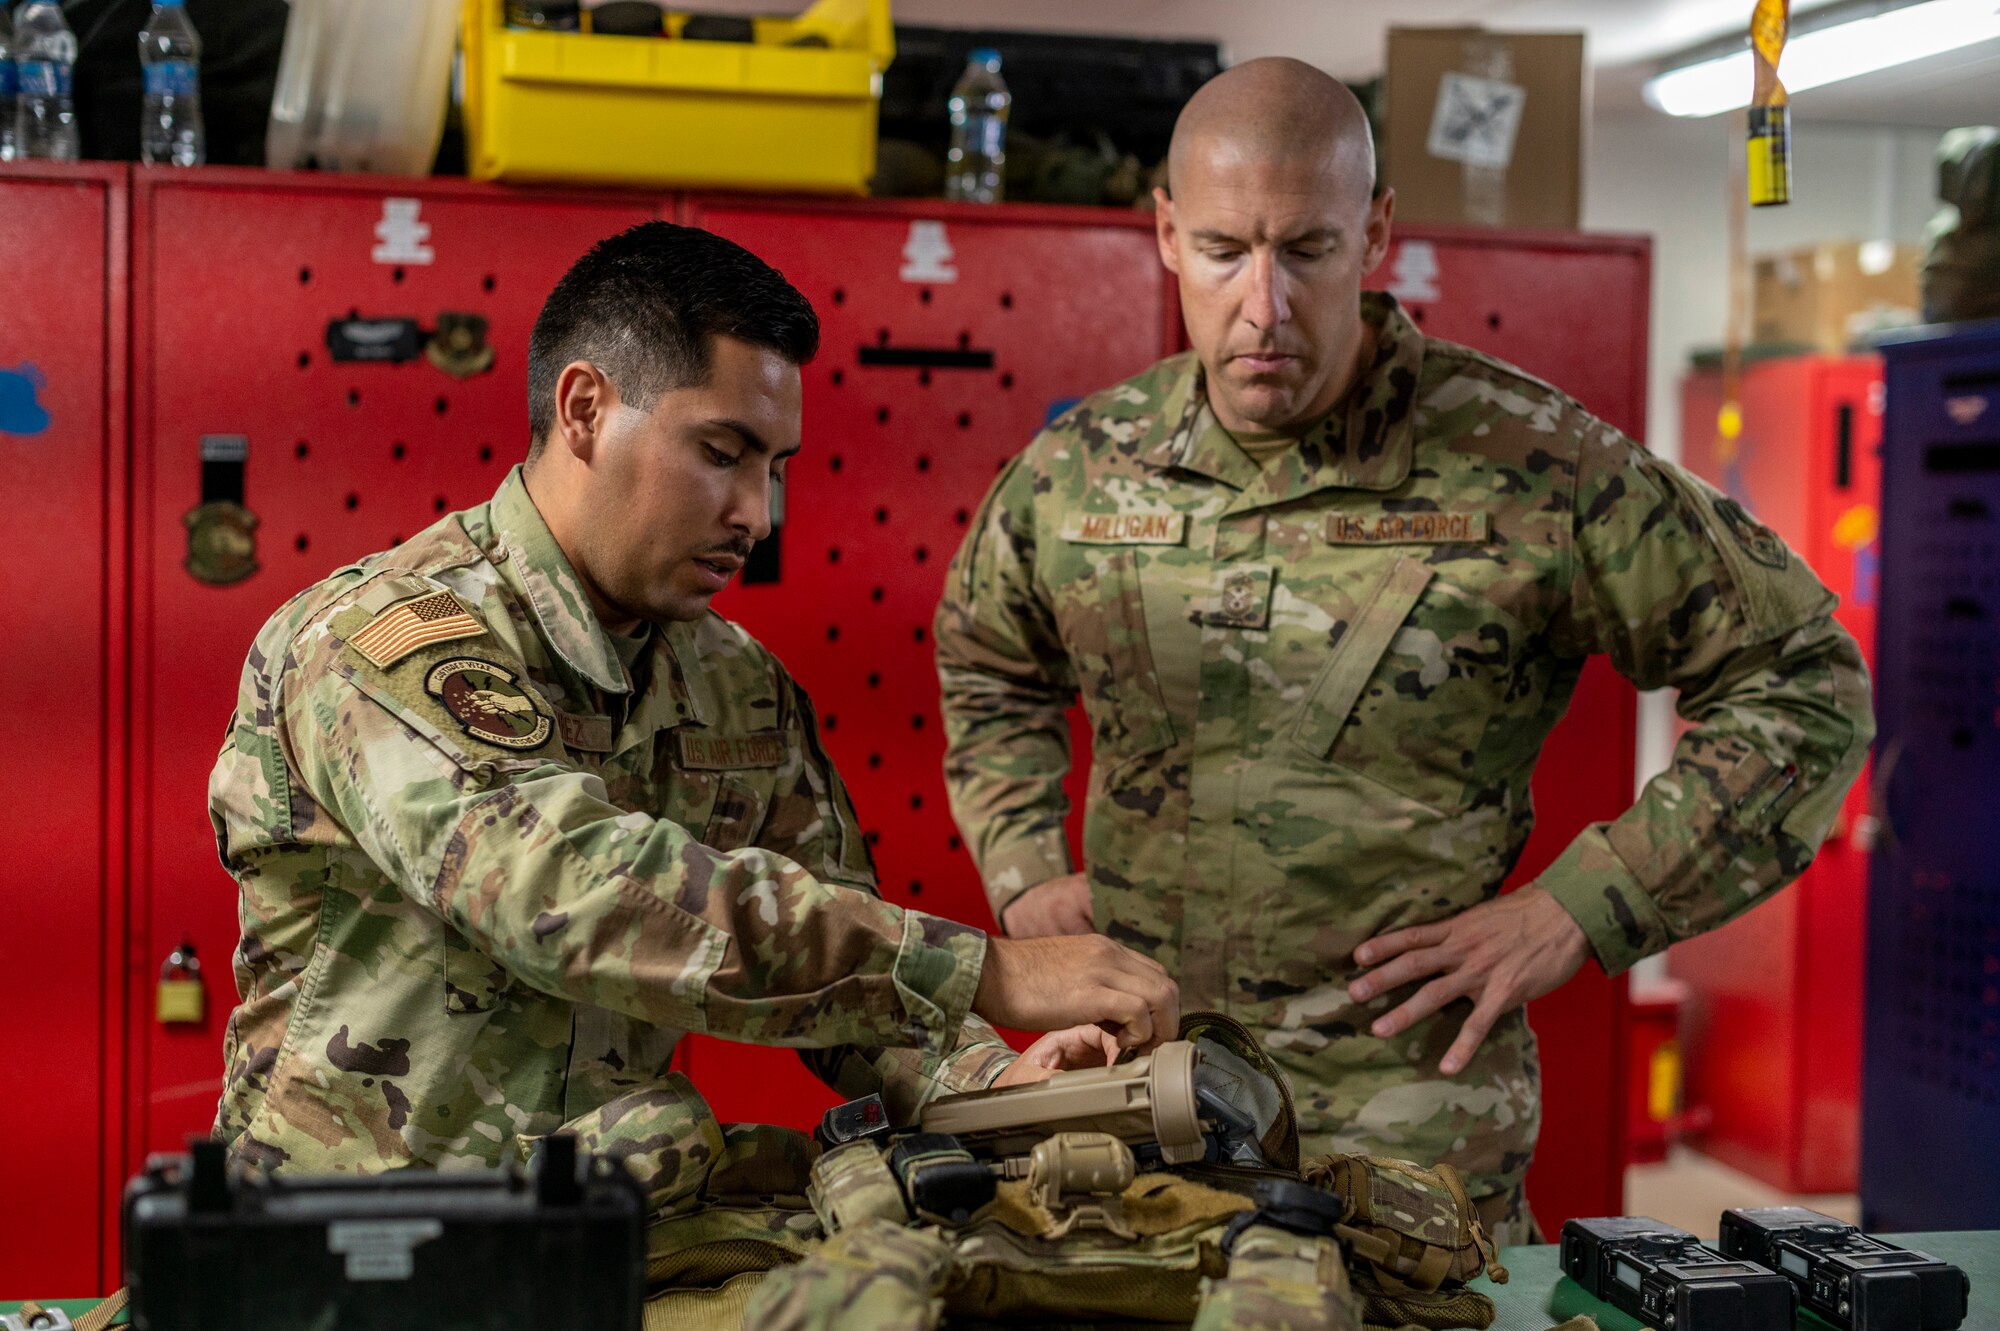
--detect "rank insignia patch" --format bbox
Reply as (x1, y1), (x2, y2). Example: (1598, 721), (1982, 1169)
(350, 591), (485, 668)
(424, 658), (552, 750)
(1202, 565), (1275, 630)
(1713, 497), (1790, 569)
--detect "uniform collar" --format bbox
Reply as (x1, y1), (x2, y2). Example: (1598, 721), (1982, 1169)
(490, 466), (633, 696)
(1143, 292), (1422, 505)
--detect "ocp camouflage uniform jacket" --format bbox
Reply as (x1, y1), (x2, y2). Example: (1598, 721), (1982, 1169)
(211, 466), (1013, 1174)
(935, 293), (1871, 1202)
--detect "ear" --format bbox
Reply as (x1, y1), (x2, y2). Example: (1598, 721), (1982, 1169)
(1360, 186), (1396, 277)
(552, 360), (617, 461)
(1153, 187), (1182, 275)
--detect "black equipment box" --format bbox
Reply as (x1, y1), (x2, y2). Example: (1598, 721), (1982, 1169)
(1719, 1206), (1970, 1331)
(1561, 1216), (1796, 1331)
(124, 1137), (645, 1331)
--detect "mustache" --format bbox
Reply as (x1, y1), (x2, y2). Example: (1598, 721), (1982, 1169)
(698, 538), (755, 561)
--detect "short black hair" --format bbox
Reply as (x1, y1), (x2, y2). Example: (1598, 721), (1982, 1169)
(526, 222), (819, 456)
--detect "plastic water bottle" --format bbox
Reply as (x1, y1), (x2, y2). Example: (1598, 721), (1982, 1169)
(13, 1), (80, 161)
(141, 0), (206, 166)
(945, 48), (1010, 204)
(0, 4), (18, 163)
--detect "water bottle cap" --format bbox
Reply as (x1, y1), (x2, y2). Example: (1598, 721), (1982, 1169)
(969, 47), (1001, 67)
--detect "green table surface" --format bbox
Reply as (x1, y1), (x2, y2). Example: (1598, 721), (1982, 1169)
(8, 1232), (1996, 1329)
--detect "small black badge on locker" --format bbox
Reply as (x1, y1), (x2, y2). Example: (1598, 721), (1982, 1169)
(427, 312), (496, 379)
(185, 434), (259, 585)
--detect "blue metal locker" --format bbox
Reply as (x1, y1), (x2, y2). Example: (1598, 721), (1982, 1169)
(1862, 318), (2000, 1231)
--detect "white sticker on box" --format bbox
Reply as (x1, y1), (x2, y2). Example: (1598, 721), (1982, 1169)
(327, 1218), (443, 1281)
(899, 220), (958, 283)
(1426, 72), (1526, 170)
(373, 198), (435, 266)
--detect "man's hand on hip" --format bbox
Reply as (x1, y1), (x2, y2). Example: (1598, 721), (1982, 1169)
(999, 872), (1095, 937)
(974, 934), (1179, 1053)
(1347, 886), (1592, 1076)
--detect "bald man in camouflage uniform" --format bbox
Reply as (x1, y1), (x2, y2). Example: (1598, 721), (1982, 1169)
(935, 61), (1871, 1241)
(208, 224), (1177, 1232)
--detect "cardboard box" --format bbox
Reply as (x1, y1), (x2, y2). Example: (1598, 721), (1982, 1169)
(1752, 241), (1924, 351)
(1383, 27), (1587, 231)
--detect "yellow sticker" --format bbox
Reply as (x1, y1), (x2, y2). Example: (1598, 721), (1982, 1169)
(677, 731), (791, 771)
(1324, 511), (1490, 545)
(1060, 512), (1188, 545)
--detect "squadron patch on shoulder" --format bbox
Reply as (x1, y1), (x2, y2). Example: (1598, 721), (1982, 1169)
(349, 591), (486, 668)
(424, 657), (552, 750)
(1713, 497), (1790, 570)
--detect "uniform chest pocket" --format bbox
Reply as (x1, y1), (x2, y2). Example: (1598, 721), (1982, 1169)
(700, 774), (770, 851)
(1291, 557), (1530, 814)
(1053, 549), (1175, 759)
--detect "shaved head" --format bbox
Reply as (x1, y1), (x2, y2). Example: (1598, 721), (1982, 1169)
(1167, 57), (1376, 209)
(1154, 58), (1393, 435)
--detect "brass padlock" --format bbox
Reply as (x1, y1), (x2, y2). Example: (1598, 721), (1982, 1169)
(156, 943), (206, 1025)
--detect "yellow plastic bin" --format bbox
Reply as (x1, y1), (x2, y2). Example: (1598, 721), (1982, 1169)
(461, 0), (893, 193)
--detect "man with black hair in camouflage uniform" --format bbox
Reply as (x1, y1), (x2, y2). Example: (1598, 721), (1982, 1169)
(936, 59), (1871, 1243)
(208, 222), (1179, 1233)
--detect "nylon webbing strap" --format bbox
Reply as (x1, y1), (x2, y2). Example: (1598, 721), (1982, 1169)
(72, 1287), (128, 1331)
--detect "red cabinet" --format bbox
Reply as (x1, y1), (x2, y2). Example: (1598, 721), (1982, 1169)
(0, 162), (129, 1296)
(1674, 355), (1883, 1194)
(126, 169), (661, 1188)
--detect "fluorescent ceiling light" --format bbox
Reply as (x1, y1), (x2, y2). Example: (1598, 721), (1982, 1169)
(1644, 0), (2000, 116)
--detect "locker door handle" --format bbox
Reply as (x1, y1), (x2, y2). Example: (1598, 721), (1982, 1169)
(1834, 403), (1854, 490)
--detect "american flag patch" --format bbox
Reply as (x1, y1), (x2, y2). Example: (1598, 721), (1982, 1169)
(348, 591), (485, 668)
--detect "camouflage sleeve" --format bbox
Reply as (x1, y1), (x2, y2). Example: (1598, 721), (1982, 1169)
(280, 613), (988, 1058)
(760, 667), (1017, 1113)
(1540, 418), (1874, 974)
(934, 449), (1082, 925)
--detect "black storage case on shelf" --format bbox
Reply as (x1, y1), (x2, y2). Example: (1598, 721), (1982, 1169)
(123, 1137), (645, 1331)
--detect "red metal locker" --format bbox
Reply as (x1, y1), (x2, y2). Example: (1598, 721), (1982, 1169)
(127, 169), (661, 1196)
(0, 161), (128, 1296)
(1673, 355), (1882, 1194)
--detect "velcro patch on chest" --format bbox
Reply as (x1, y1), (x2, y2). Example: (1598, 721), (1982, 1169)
(1323, 511), (1491, 546)
(1061, 511), (1188, 545)
(677, 730), (791, 771)
(348, 590), (486, 667)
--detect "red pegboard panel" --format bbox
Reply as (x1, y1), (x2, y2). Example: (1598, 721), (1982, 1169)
(128, 169), (661, 1197)
(0, 161), (128, 1297)
(1673, 356), (1882, 1194)
(1374, 225), (1651, 1228)
(684, 196), (1175, 1125)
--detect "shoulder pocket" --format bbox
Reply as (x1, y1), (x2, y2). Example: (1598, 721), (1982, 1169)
(1292, 558), (1435, 759)
(1642, 457), (1835, 641)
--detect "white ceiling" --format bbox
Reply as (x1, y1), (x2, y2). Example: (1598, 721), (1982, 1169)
(836, 0), (1999, 129)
